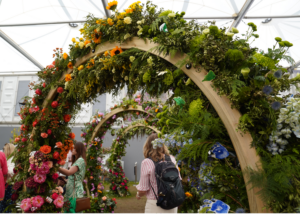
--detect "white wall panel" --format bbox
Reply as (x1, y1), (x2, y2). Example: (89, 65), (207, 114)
(0, 77), (18, 122)
(75, 103), (92, 123)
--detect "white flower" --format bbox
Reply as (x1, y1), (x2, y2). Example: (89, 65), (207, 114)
(124, 33), (131, 40)
(137, 25), (142, 30)
(137, 29), (143, 36)
(168, 13), (175, 18)
(124, 76), (128, 81)
(129, 56), (135, 62)
(124, 17), (132, 24)
(64, 81), (69, 89)
(157, 71), (168, 76)
(79, 42), (84, 49)
(112, 67), (116, 73)
(141, 19), (145, 24)
(137, 20), (142, 25)
(203, 28), (210, 34)
(86, 43), (92, 48)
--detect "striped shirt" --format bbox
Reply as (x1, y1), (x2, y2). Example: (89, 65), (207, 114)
(136, 155), (182, 200)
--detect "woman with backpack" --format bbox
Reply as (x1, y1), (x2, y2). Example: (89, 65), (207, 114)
(136, 133), (185, 213)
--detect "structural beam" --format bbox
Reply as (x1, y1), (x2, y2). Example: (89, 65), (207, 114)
(288, 60), (300, 73)
(101, 0), (111, 18)
(1, 15), (300, 27)
(0, 30), (44, 70)
(229, 0), (255, 30)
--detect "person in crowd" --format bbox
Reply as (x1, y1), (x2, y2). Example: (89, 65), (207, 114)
(0, 150), (8, 211)
(136, 133), (182, 213)
(58, 142), (86, 201)
(56, 176), (67, 196)
(0, 143), (15, 213)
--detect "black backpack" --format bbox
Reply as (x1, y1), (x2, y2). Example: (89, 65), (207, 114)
(149, 155), (185, 210)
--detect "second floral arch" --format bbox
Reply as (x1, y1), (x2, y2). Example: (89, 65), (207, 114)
(41, 37), (264, 212)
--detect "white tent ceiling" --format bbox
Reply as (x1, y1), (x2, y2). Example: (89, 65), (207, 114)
(0, 0), (299, 73)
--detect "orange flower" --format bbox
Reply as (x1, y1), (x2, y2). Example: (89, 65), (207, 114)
(65, 74), (72, 82)
(155, 108), (159, 112)
(56, 142), (63, 148)
(84, 40), (91, 46)
(107, 18), (114, 26)
(58, 160), (66, 165)
(110, 46), (123, 57)
(67, 62), (73, 69)
(104, 51), (109, 57)
(63, 53), (68, 60)
(64, 114), (72, 122)
(69, 132), (75, 139)
(93, 141), (98, 146)
(125, 8), (133, 14)
(92, 29), (102, 44)
(106, 0), (118, 10)
(178, 167), (180, 172)
(40, 145), (51, 154)
(87, 59), (95, 69)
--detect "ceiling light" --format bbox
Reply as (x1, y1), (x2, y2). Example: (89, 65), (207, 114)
(262, 18), (272, 24)
(69, 23), (78, 28)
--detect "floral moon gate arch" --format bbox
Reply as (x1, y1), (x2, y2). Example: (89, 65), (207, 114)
(37, 38), (263, 212)
(106, 121), (161, 196)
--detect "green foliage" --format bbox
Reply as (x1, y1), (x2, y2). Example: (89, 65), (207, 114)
(189, 99), (203, 117)
(163, 69), (174, 85)
(225, 49), (244, 62)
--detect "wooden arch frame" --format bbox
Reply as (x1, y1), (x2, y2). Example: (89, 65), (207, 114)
(87, 105), (154, 146)
(40, 37), (264, 212)
(123, 123), (161, 135)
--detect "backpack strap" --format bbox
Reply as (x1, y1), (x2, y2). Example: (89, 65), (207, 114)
(165, 155), (171, 162)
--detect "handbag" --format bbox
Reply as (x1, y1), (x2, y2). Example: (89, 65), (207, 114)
(70, 174), (91, 213)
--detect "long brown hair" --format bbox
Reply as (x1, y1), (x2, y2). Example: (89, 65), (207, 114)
(4, 143), (15, 159)
(72, 142), (87, 165)
(143, 133), (169, 162)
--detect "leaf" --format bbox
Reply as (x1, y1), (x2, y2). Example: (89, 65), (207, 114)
(292, 148), (299, 154)
(202, 70), (216, 82)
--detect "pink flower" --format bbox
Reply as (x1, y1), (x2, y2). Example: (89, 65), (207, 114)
(125, 186), (128, 190)
(37, 162), (50, 175)
(53, 195), (64, 208)
(41, 133), (48, 138)
(112, 186), (116, 190)
(20, 198), (32, 212)
(52, 173), (59, 180)
(57, 186), (64, 194)
(52, 193), (58, 200)
(34, 174), (46, 184)
(102, 196), (107, 201)
(121, 182), (125, 186)
(30, 164), (37, 171)
(32, 195), (44, 208)
(48, 161), (53, 168)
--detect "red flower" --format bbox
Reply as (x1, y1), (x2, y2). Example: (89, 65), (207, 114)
(121, 182), (125, 186)
(42, 82), (46, 88)
(69, 132), (75, 139)
(112, 198), (116, 201)
(112, 186), (116, 190)
(11, 193), (18, 201)
(21, 138), (27, 143)
(109, 169), (112, 173)
(52, 173), (59, 180)
(64, 114), (71, 122)
(125, 186), (128, 190)
(41, 133), (48, 138)
(51, 101), (58, 108)
(124, 180), (127, 183)
(48, 64), (54, 69)
(32, 120), (38, 127)
(52, 193), (58, 200)
(32, 97), (36, 104)
(53, 152), (60, 160)
(57, 87), (64, 93)
(52, 61), (55, 66)
(35, 88), (42, 96)
(47, 129), (52, 135)
(115, 172), (118, 175)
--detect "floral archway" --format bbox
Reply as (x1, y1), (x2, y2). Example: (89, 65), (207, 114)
(11, 0), (300, 213)
(80, 97), (162, 199)
(106, 119), (161, 196)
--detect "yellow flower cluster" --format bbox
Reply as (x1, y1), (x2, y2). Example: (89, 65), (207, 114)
(129, 1), (142, 10)
(107, 18), (114, 26)
(117, 12), (126, 20)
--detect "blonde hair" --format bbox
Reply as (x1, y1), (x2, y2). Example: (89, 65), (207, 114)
(4, 143), (15, 158)
(143, 133), (169, 162)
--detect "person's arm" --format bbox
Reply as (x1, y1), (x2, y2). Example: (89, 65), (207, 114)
(136, 160), (151, 200)
(58, 165), (78, 176)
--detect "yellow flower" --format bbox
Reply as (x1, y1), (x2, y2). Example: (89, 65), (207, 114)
(129, 1), (141, 10)
(93, 141), (98, 146)
(106, 0), (118, 10)
(104, 51), (109, 57)
(63, 53), (68, 60)
(71, 38), (76, 43)
(185, 192), (193, 198)
(75, 41), (79, 45)
(79, 42), (84, 49)
(117, 12), (126, 19)
(110, 46), (123, 57)
(79, 38), (84, 41)
(107, 18), (114, 26)
(78, 65), (84, 71)
(65, 74), (72, 82)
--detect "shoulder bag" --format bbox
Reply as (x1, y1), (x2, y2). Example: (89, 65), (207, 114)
(70, 175), (91, 213)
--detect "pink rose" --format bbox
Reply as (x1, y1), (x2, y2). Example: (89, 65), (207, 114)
(57, 186), (64, 194)
(37, 162), (50, 175)
(53, 195), (64, 208)
(34, 174), (46, 184)
(20, 198), (32, 212)
(32, 195), (44, 208)
(121, 182), (125, 186)
(48, 161), (53, 169)
(52, 173), (59, 180)
(102, 196), (107, 201)
(41, 133), (48, 138)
